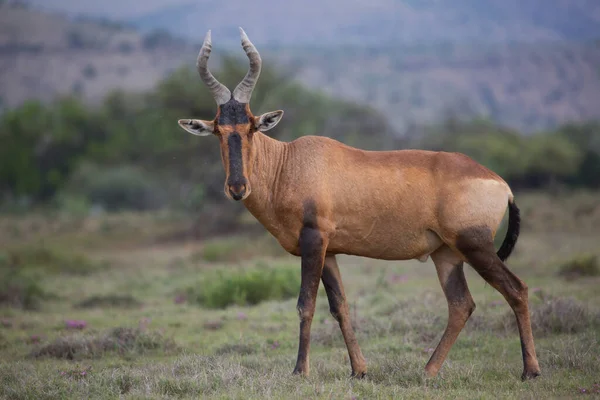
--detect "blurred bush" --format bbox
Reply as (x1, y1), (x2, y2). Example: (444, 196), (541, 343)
(60, 163), (167, 212)
(0, 56), (394, 223)
(1, 245), (103, 276)
(0, 54), (599, 239)
(557, 254), (599, 280)
(75, 294), (142, 309)
(417, 118), (599, 190)
(187, 262), (300, 309)
(0, 267), (49, 310)
(515, 293), (600, 336)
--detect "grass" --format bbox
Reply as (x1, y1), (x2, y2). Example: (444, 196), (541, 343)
(186, 262), (300, 309)
(195, 233), (287, 263)
(30, 327), (177, 360)
(0, 267), (51, 310)
(0, 191), (599, 399)
(0, 245), (105, 276)
(75, 294), (142, 309)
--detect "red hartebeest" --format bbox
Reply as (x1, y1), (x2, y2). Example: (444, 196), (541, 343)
(177, 28), (541, 381)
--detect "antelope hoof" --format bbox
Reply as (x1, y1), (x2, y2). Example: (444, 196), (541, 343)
(292, 367), (309, 377)
(351, 370), (367, 379)
(424, 365), (440, 378)
(521, 369), (541, 381)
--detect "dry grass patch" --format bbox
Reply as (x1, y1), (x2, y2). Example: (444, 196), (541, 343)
(30, 327), (177, 360)
(504, 293), (599, 337)
(74, 294), (142, 309)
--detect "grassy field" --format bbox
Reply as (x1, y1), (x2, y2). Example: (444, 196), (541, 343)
(1, 192), (599, 399)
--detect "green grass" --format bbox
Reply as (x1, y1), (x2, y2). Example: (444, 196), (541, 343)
(196, 233), (287, 263)
(0, 192), (599, 399)
(186, 262), (300, 309)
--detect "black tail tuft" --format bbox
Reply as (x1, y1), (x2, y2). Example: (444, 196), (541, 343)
(497, 199), (520, 262)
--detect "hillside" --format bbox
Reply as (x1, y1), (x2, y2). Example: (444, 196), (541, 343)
(1, 2), (600, 133)
(269, 42), (600, 133)
(28, 0), (600, 46)
(0, 2), (196, 108)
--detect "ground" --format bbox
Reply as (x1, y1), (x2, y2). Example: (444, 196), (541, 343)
(0, 191), (599, 399)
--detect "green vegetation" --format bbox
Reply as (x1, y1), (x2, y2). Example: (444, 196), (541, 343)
(416, 118), (600, 190)
(75, 294), (142, 310)
(557, 254), (599, 280)
(196, 234), (287, 263)
(0, 57), (393, 217)
(2, 55), (598, 234)
(187, 262), (300, 309)
(30, 327), (177, 360)
(0, 267), (50, 310)
(0, 192), (598, 399)
(1, 26), (599, 399)
(1, 245), (104, 276)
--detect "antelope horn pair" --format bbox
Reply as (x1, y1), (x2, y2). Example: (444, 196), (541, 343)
(196, 27), (262, 105)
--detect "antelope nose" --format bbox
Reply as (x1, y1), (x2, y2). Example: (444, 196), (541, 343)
(228, 184), (247, 201)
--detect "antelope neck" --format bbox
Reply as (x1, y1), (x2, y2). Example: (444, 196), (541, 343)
(242, 132), (286, 211)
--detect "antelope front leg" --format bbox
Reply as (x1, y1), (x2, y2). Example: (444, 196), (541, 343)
(322, 255), (367, 378)
(292, 225), (328, 376)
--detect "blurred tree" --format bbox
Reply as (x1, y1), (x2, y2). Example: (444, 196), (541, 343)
(1, 55), (598, 216)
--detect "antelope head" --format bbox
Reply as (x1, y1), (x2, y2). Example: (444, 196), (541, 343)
(177, 28), (284, 201)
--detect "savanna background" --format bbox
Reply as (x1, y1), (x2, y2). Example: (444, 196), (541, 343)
(1, 0), (599, 398)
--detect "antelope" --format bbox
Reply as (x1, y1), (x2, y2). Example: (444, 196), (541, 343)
(177, 28), (541, 381)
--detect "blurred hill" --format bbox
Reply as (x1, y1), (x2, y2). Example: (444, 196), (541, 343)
(271, 43), (600, 133)
(0, 2), (196, 109)
(2, 1), (600, 133)
(27, 0), (600, 45)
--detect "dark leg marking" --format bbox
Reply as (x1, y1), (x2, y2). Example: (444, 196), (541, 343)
(293, 200), (327, 376)
(322, 255), (367, 378)
(425, 246), (475, 377)
(456, 227), (541, 381)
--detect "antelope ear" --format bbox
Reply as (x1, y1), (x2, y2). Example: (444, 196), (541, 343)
(177, 119), (214, 136)
(255, 110), (284, 132)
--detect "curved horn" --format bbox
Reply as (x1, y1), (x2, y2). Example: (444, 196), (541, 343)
(197, 30), (231, 105)
(232, 27), (262, 103)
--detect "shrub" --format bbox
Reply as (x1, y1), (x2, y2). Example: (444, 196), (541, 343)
(63, 163), (167, 211)
(0, 267), (50, 310)
(2, 245), (103, 275)
(75, 294), (141, 309)
(30, 327), (177, 360)
(505, 294), (599, 336)
(187, 262), (300, 309)
(557, 254), (599, 280)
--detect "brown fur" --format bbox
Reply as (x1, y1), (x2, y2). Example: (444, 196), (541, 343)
(211, 129), (539, 380)
(179, 30), (540, 380)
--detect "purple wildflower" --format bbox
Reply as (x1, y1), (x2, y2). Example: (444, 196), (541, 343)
(389, 274), (409, 284)
(28, 334), (41, 344)
(138, 317), (151, 330)
(65, 320), (87, 330)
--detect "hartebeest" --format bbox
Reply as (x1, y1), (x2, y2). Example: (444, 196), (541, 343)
(177, 28), (541, 381)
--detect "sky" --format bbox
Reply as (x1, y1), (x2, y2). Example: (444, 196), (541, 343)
(26, 0), (186, 19)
